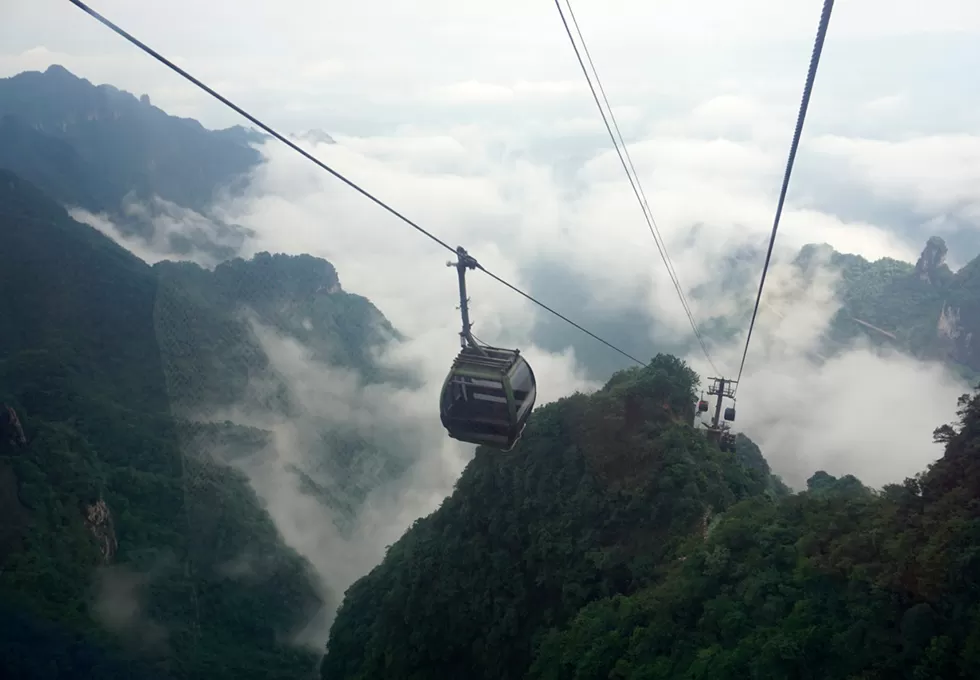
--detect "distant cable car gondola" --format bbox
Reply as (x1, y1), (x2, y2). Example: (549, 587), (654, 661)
(439, 247), (537, 451)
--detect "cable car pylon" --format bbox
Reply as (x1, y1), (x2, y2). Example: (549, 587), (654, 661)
(697, 376), (737, 453)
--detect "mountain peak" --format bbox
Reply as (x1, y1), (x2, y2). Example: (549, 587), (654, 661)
(44, 64), (76, 79)
(0, 64), (262, 226)
(915, 235), (948, 284)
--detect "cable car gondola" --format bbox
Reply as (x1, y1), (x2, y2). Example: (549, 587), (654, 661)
(440, 344), (536, 450)
(439, 247), (537, 451)
(697, 391), (709, 414)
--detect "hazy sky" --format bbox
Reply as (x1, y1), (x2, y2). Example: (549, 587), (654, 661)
(4, 0), (980, 134)
(6, 0), (980, 258)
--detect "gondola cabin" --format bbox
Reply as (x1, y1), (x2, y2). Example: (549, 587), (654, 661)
(439, 345), (537, 451)
(698, 400), (709, 413)
(724, 406), (736, 422)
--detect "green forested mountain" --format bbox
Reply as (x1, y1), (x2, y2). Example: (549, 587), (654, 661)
(0, 65), (263, 260)
(0, 168), (401, 678)
(0, 65), (261, 214)
(322, 352), (980, 680)
(321, 355), (787, 680)
(799, 236), (980, 381)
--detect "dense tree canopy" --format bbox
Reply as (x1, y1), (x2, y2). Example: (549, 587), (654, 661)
(0, 169), (399, 678)
(325, 363), (980, 679)
(322, 356), (785, 680)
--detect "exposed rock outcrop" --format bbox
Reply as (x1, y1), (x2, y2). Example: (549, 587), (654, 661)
(83, 497), (118, 564)
(915, 236), (949, 284)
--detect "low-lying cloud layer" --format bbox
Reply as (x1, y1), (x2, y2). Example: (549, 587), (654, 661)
(71, 195), (250, 268)
(92, 565), (170, 654)
(209, 101), (971, 492)
(190, 309), (599, 644)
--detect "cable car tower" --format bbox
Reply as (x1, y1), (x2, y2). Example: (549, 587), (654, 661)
(438, 247), (537, 451)
(696, 376), (737, 453)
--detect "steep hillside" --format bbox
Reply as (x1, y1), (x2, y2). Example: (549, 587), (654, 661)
(798, 236), (980, 380)
(0, 65), (264, 259)
(322, 355), (785, 680)
(0, 169), (398, 677)
(153, 252), (399, 411)
(527, 388), (980, 679)
(322, 348), (980, 680)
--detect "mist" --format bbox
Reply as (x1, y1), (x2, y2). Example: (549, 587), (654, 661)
(209, 119), (969, 492)
(70, 195), (251, 269)
(181, 309), (596, 646)
(92, 565), (170, 654)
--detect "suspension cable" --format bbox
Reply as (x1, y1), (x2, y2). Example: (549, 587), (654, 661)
(555, 0), (718, 374)
(67, 0), (647, 368)
(734, 0), (836, 394)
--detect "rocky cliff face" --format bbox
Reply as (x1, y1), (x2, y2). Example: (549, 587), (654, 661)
(83, 497), (118, 564)
(809, 236), (980, 380)
(915, 235), (951, 284)
(938, 302), (979, 375)
(912, 237), (978, 375)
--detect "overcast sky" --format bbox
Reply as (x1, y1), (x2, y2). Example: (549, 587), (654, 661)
(4, 0), (979, 484)
(4, 0), (980, 135)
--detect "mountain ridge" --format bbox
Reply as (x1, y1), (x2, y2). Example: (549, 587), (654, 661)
(0, 64), (264, 262)
(796, 235), (980, 380)
(0, 167), (407, 678)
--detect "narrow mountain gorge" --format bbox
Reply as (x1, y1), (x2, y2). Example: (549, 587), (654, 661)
(0, 167), (407, 678)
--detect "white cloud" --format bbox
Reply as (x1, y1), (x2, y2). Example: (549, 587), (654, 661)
(199, 114), (971, 498)
(71, 196), (247, 268)
(428, 80), (588, 105)
(861, 93), (908, 116)
(192, 314), (597, 646)
(810, 134), (980, 219)
(6, 0), (980, 134)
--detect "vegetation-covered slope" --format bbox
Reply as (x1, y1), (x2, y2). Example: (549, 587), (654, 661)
(0, 169), (398, 678)
(528, 388), (980, 679)
(0, 65), (261, 214)
(324, 349), (980, 680)
(0, 65), (264, 260)
(797, 236), (980, 382)
(322, 355), (786, 680)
